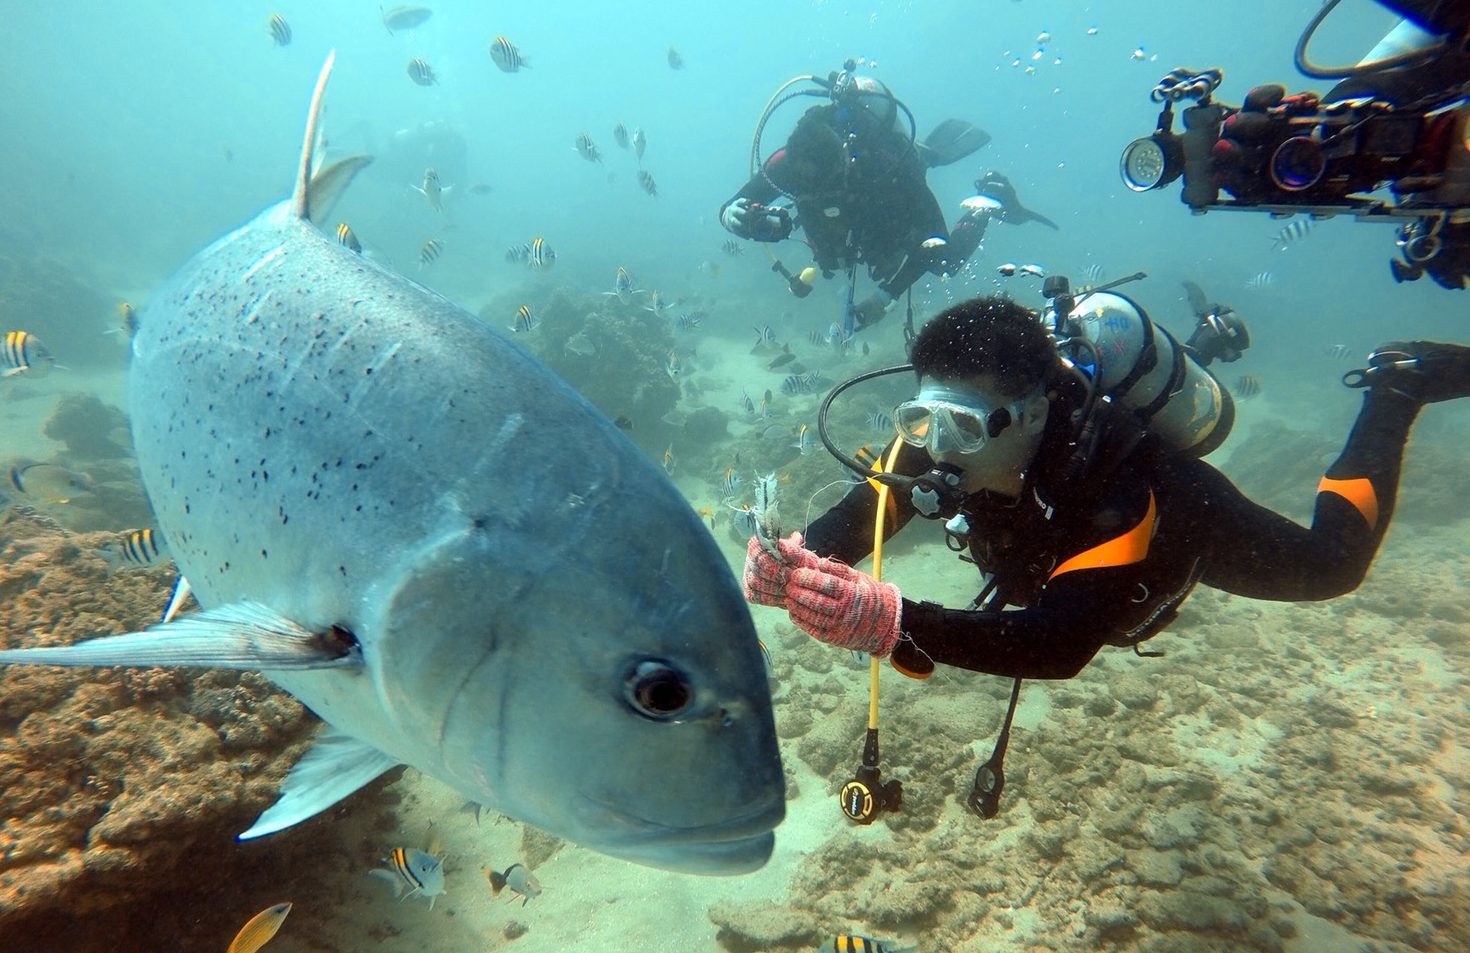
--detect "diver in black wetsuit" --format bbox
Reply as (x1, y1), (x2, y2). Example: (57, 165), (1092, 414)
(744, 296), (1470, 680)
(719, 69), (1056, 328)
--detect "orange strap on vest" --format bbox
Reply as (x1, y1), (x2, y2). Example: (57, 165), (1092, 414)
(1048, 492), (1157, 581)
(1317, 475), (1379, 531)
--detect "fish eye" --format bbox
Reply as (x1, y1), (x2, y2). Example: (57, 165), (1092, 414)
(623, 659), (694, 721)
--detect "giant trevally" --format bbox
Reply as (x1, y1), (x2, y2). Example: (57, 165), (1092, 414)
(0, 53), (783, 875)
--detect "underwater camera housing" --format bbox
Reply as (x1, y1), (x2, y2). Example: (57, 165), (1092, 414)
(1121, 60), (1470, 288)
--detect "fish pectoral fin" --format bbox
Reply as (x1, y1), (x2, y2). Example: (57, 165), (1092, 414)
(307, 154), (374, 226)
(241, 728), (401, 839)
(0, 601), (361, 671)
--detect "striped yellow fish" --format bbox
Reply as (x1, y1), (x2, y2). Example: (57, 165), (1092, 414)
(527, 237), (555, 269)
(3, 330), (53, 377)
(226, 902), (291, 953)
(335, 223), (362, 254)
(119, 528), (167, 567)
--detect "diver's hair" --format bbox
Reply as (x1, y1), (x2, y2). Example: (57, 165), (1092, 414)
(911, 296), (1058, 398)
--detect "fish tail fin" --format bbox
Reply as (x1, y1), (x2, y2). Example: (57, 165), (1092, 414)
(487, 869), (507, 895)
(292, 50), (337, 221)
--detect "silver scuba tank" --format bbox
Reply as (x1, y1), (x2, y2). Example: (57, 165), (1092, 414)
(1059, 291), (1233, 457)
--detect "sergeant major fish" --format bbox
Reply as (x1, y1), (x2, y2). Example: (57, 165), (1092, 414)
(489, 35), (528, 72)
(412, 167), (449, 212)
(370, 847), (446, 909)
(0, 52), (783, 876)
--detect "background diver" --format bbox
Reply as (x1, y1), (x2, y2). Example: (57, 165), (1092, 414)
(744, 294), (1470, 683)
(719, 63), (1057, 331)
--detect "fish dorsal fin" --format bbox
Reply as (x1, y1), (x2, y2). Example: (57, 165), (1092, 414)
(239, 727), (400, 839)
(292, 50), (337, 221)
(306, 154), (374, 226)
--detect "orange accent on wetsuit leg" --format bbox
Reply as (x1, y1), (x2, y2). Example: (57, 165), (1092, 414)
(1317, 475), (1379, 531)
(1048, 492), (1157, 581)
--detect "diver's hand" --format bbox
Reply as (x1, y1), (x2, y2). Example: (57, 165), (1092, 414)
(786, 560), (902, 656)
(743, 532), (847, 607)
(721, 198), (756, 239)
(853, 290), (895, 329)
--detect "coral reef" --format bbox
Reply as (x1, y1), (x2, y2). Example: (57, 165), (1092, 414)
(0, 510), (325, 945)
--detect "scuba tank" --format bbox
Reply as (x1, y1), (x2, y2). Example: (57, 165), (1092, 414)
(1045, 278), (1234, 459)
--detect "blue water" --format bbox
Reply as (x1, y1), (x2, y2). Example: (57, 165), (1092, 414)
(4, 2), (1468, 951)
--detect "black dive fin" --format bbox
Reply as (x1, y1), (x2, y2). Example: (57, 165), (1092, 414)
(975, 171), (1061, 231)
(1182, 280), (1211, 318)
(918, 119), (991, 168)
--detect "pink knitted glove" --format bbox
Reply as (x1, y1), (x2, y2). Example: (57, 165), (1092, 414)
(786, 560), (902, 656)
(742, 532), (839, 607)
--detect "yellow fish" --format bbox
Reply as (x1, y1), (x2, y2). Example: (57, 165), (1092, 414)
(227, 902), (291, 953)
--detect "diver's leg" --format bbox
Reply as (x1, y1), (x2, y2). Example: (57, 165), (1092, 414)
(1200, 388), (1423, 601)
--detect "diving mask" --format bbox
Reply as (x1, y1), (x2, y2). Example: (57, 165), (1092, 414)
(893, 383), (1029, 455)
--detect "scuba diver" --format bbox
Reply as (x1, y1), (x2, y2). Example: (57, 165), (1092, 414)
(719, 62), (1057, 331)
(743, 294), (1470, 681)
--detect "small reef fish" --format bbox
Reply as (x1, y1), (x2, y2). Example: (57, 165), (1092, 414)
(2, 331), (53, 377)
(118, 528), (168, 567)
(781, 371), (823, 395)
(644, 290), (671, 317)
(613, 123), (629, 149)
(116, 301), (140, 337)
(752, 325), (777, 349)
(267, 13), (291, 46)
(1272, 218), (1313, 250)
(412, 167), (448, 212)
(226, 902), (292, 953)
(486, 863), (541, 906)
(728, 501), (759, 535)
(489, 35), (528, 72)
(381, 5), (433, 33)
(511, 305), (539, 334)
(637, 170), (658, 197)
(631, 127), (647, 161)
(665, 350), (682, 380)
(602, 267), (641, 305)
(1245, 271), (1274, 291)
(1326, 343), (1352, 361)
(722, 238), (744, 257)
(866, 411), (893, 435)
(720, 467), (742, 498)
(667, 46), (684, 70)
(817, 936), (914, 953)
(527, 237), (555, 269)
(7, 461), (91, 502)
(575, 134), (602, 163)
(407, 58), (437, 86)
(767, 345), (796, 370)
(1081, 263), (1106, 284)
(419, 238), (444, 266)
(676, 313), (702, 332)
(505, 242), (530, 264)
(335, 223), (362, 254)
(370, 847), (446, 910)
(662, 445), (676, 475)
(1233, 375), (1262, 399)
(791, 423), (812, 455)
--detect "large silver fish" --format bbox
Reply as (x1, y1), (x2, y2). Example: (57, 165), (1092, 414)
(0, 52), (783, 875)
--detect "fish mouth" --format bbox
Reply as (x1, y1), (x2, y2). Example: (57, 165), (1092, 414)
(572, 796), (785, 875)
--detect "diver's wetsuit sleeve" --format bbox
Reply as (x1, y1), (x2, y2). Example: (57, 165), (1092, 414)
(802, 439), (930, 566)
(718, 153), (787, 237)
(894, 587), (1118, 680)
